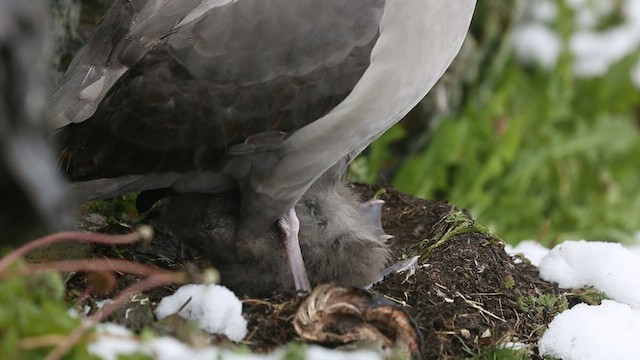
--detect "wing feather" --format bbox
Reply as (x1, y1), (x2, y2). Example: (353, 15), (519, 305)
(56, 0), (386, 181)
(49, 0), (205, 127)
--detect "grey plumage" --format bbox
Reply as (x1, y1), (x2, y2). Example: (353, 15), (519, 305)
(155, 178), (389, 296)
(50, 0), (476, 289)
(297, 178), (389, 288)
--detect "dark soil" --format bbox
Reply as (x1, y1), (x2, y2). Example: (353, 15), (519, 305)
(61, 184), (563, 359)
(363, 185), (561, 359)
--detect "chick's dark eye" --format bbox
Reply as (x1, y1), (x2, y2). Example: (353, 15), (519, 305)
(331, 236), (344, 250)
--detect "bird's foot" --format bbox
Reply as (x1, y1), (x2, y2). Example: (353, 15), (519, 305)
(278, 208), (311, 292)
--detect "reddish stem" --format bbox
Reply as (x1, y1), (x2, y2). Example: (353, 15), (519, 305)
(44, 271), (188, 360)
(7, 258), (174, 279)
(0, 226), (153, 273)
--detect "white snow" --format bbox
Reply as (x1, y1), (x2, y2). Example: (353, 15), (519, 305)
(88, 324), (150, 360)
(504, 240), (549, 267)
(154, 284), (248, 342)
(89, 325), (253, 360)
(565, 0), (616, 30)
(512, 0), (640, 82)
(506, 235), (640, 358)
(569, 0), (640, 77)
(570, 26), (640, 77)
(88, 324), (382, 360)
(528, 237), (640, 359)
(539, 300), (640, 360)
(539, 240), (640, 307)
(512, 24), (561, 70)
(88, 284), (384, 360)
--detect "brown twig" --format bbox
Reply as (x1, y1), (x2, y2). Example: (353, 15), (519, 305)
(0, 226), (153, 273)
(17, 335), (68, 350)
(6, 258), (174, 279)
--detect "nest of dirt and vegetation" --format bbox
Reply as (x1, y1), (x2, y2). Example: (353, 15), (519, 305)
(7, 184), (585, 359)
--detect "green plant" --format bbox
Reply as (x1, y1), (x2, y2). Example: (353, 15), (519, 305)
(0, 271), (89, 359)
(355, 1), (640, 244)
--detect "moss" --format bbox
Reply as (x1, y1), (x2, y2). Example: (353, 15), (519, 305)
(516, 291), (568, 335)
(420, 209), (494, 257)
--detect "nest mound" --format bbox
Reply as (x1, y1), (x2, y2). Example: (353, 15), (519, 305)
(65, 184), (562, 359)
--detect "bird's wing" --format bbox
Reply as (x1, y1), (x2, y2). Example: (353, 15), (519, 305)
(49, 0), (210, 128)
(239, 0), (477, 225)
(55, 0), (386, 181)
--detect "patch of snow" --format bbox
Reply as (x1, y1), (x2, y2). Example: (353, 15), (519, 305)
(514, 0), (640, 78)
(539, 240), (640, 307)
(154, 284), (247, 342)
(89, 324), (266, 360)
(536, 238), (640, 358)
(571, 25), (640, 77)
(89, 324), (148, 360)
(512, 23), (561, 70)
(623, 0), (640, 24)
(539, 300), (640, 360)
(569, 0), (616, 29)
(144, 337), (226, 360)
(87, 271), (431, 359)
(504, 240), (550, 267)
(89, 325), (382, 360)
(569, 0), (640, 77)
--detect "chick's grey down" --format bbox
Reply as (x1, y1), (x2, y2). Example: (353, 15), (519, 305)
(51, 0), (476, 292)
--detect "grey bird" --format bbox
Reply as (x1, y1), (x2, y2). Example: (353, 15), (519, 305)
(0, 0), (69, 246)
(153, 175), (391, 296)
(50, 0), (476, 291)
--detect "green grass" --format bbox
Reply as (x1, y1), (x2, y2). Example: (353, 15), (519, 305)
(355, 1), (640, 245)
(461, 344), (531, 360)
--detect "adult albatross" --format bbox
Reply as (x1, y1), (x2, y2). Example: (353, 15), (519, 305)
(50, 0), (476, 292)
